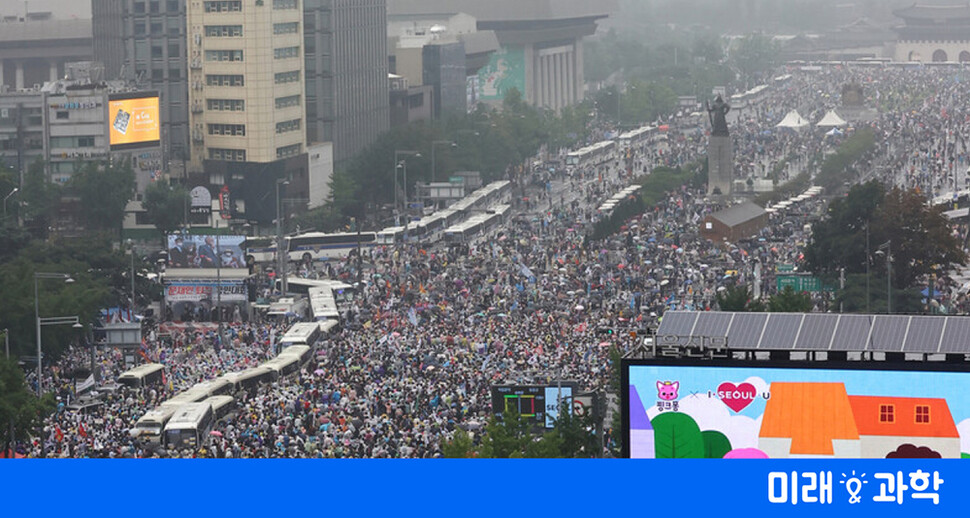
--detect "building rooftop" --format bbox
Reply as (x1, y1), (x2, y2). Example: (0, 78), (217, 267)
(0, 18), (91, 42)
(708, 202), (767, 228)
(388, 0), (614, 23)
(894, 3), (970, 22)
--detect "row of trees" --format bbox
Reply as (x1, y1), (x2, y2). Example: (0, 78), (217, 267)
(442, 407), (601, 458)
(291, 89), (595, 233)
(804, 181), (966, 313)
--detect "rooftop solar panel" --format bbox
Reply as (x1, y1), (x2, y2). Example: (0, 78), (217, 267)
(903, 316), (945, 353)
(760, 313), (803, 349)
(869, 315), (908, 352)
(940, 317), (970, 353)
(727, 313), (768, 349)
(829, 314), (873, 351)
(794, 313), (837, 350)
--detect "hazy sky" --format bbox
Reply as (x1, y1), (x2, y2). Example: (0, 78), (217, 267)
(1, 0), (91, 19)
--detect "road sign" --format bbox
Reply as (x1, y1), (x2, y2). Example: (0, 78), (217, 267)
(776, 275), (834, 293)
(776, 263), (795, 273)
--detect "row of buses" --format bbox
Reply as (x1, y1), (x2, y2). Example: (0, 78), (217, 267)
(596, 185), (643, 220)
(565, 140), (616, 171)
(125, 337), (321, 449)
(442, 204), (512, 244)
(243, 181), (514, 263)
(376, 180), (512, 246)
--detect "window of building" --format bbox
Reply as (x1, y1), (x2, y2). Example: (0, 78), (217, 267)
(152, 68), (164, 80)
(274, 46), (300, 60)
(274, 70), (300, 84)
(205, 25), (243, 37)
(207, 99), (245, 111)
(166, 0), (178, 11)
(203, 1), (242, 13)
(879, 404), (895, 423)
(208, 148), (247, 161)
(276, 119), (301, 133)
(915, 405), (930, 424)
(134, 22), (146, 35)
(151, 45), (163, 59)
(169, 67), (181, 80)
(273, 22), (298, 34)
(273, 0), (297, 9)
(149, 1), (159, 13)
(206, 74), (244, 86)
(168, 43), (180, 58)
(276, 144), (301, 158)
(208, 123), (246, 136)
(133, 1), (145, 13)
(151, 21), (163, 34)
(205, 50), (243, 62)
(56, 111), (69, 120)
(275, 95), (300, 109)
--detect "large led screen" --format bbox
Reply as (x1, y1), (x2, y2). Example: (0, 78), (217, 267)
(108, 94), (160, 149)
(166, 234), (245, 269)
(623, 360), (970, 459)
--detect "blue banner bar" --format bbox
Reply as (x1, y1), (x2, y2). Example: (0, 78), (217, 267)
(0, 459), (966, 517)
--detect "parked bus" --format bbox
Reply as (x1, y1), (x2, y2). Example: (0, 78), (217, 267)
(279, 322), (322, 351)
(278, 344), (313, 366)
(204, 395), (236, 422)
(117, 363), (165, 389)
(242, 236), (277, 265)
(130, 406), (179, 445)
(220, 366), (276, 393)
(287, 232), (377, 262)
(163, 402), (215, 450)
(262, 354), (301, 378)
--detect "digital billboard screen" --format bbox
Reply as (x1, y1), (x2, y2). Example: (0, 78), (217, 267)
(108, 93), (160, 149)
(492, 383), (575, 429)
(166, 234), (245, 269)
(623, 359), (970, 459)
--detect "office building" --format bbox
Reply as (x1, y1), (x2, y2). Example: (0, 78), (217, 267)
(304, 0), (389, 166)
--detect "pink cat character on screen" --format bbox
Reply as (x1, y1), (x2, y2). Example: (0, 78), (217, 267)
(656, 380), (679, 401)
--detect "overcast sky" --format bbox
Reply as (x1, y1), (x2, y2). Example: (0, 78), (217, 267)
(1, 0), (91, 19)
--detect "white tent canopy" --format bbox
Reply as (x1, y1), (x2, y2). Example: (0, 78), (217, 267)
(816, 110), (847, 128)
(776, 110), (809, 129)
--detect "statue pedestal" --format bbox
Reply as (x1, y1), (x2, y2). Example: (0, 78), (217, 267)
(708, 135), (733, 196)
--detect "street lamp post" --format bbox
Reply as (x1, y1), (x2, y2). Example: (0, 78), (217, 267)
(431, 140), (456, 183)
(34, 271), (79, 457)
(393, 150), (420, 226)
(126, 239), (136, 313)
(877, 240), (892, 314)
(276, 179), (289, 296)
(3, 187), (18, 220)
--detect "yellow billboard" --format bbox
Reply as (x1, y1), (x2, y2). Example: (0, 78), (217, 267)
(108, 96), (160, 148)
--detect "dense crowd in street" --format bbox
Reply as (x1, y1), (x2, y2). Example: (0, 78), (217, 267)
(14, 63), (970, 458)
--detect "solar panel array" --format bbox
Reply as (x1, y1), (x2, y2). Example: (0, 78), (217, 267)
(655, 311), (970, 354)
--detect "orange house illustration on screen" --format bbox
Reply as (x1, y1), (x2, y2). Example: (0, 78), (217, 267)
(758, 382), (960, 458)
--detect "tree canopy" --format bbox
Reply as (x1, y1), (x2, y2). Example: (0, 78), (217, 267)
(142, 181), (189, 243)
(804, 181), (966, 305)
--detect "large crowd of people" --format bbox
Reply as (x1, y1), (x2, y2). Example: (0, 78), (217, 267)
(15, 63), (970, 458)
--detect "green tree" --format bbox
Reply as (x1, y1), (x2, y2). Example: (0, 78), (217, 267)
(767, 286), (814, 312)
(651, 412), (704, 458)
(477, 410), (532, 458)
(0, 356), (55, 455)
(730, 33), (779, 84)
(701, 430), (732, 459)
(142, 181), (189, 245)
(69, 160), (136, 235)
(715, 284), (763, 312)
(20, 158), (58, 236)
(805, 181), (966, 299)
(442, 428), (476, 458)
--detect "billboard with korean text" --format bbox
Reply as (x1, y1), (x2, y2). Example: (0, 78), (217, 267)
(623, 359), (970, 459)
